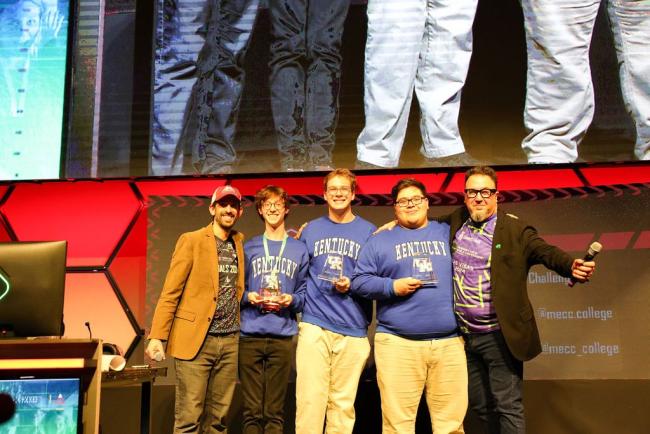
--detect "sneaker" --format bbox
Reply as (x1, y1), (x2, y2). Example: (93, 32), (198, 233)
(422, 152), (480, 168)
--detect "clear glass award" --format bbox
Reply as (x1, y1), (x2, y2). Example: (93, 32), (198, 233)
(318, 253), (344, 283)
(412, 253), (438, 285)
(259, 273), (282, 312)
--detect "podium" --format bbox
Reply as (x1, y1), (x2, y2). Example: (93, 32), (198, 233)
(0, 339), (102, 434)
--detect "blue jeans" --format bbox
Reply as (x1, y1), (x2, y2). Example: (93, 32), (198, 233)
(174, 333), (239, 433)
(464, 331), (525, 434)
(268, 0), (350, 169)
(152, 0), (260, 174)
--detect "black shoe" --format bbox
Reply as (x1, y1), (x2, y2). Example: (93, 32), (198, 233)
(422, 152), (480, 168)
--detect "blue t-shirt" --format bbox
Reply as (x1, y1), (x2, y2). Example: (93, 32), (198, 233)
(299, 215), (376, 337)
(352, 221), (458, 340)
(241, 235), (309, 337)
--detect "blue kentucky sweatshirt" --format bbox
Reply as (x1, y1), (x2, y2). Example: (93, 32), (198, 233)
(351, 221), (458, 340)
(299, 215), (376, 337)
(240, 235), (309, 337)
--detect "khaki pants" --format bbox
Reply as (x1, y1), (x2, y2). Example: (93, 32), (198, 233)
(374, 333), (468, 434)
(295, 322), (370, 434)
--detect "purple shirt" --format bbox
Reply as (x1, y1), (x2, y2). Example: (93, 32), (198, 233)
(452, 214), (500, 333)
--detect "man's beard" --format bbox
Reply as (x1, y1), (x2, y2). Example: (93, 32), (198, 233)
(469, 209), (489, 223)
(215, 213), (236, 230)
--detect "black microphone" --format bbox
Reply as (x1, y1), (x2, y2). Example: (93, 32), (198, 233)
(568, 242), (602, 287)
(85, 321), (93, 340)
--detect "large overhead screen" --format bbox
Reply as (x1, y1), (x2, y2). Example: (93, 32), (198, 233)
(149, 1), (649, 176)
(0, 0), (72, 181)
(2, 2), (647, 180)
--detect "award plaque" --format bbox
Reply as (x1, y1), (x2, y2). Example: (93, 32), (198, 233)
(411, 254), (438, 285)
(318, 253), (344, 283)
(259, 273), (282, 312)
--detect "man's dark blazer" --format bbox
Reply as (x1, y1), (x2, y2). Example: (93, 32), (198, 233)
(443, 207), (574, 361)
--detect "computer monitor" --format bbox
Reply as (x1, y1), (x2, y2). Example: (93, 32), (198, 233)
(0, 377), (82, 434)
(0, 241), (67, 338)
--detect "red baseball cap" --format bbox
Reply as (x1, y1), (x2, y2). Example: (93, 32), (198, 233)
(211, 185), (242, 205)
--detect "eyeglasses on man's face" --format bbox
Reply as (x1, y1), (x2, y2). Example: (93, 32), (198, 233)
(395, 196), (426, 208)
(262, 201), (285, 210)
(326, 186), (352, 195)
(464, 188), (497, 199)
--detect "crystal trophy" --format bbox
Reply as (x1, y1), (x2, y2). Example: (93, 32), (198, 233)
(411, 253), (438, 285)
(259, 273), (282, 312)
(318, 253), (344, 283)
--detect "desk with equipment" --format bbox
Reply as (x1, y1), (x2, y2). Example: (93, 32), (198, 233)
(0, 339), (102, 434)
(0, 241), (166, 433)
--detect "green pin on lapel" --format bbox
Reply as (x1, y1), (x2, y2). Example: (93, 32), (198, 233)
(495, 243), (502, 249)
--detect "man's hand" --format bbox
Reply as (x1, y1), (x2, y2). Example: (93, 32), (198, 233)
(393, 277), (422, 296)
(248, 292), (263, 305)
(294, 222), (308, 239)
(334, 276), (350, 293)
(42, 9), (65, 41)
(374, 220), (397, 235)
(277, 293), (293, 307)
(571, 259), (595, 283)
(30, 9), (64, 56)
(145, 338), (165, 361)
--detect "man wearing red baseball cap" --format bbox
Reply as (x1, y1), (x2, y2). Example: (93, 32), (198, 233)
(147, 184), (245, 432)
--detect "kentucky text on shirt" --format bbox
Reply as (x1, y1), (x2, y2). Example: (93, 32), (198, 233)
(395, 240), (448, 261)
(250, 255), (299, 279)
(313, 237), (362, 260)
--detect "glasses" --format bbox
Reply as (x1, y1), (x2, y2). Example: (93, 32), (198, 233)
(395, 196), (426, 208)
(465, 188), (497, 198)
(262, 201), (285, 210)
(326, 186), (352, 195)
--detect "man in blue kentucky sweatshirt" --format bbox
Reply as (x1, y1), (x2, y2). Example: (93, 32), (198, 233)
(296, 168), (376, 434)
(240, 185), (309, 433)
(352, 178), (467, 434)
